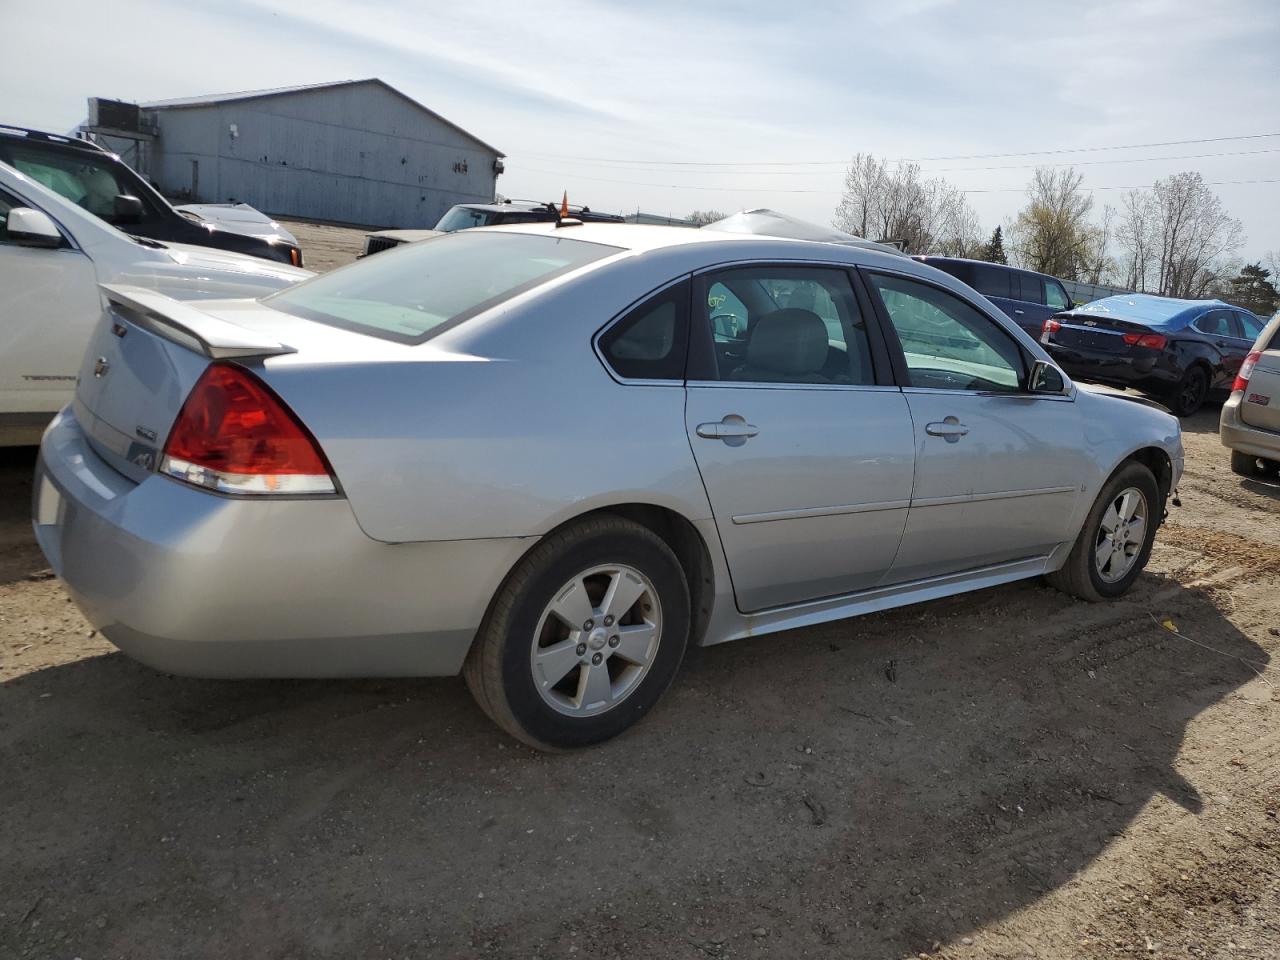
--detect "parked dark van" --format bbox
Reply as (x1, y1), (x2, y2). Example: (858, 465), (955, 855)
(913, 256), (1072, 339)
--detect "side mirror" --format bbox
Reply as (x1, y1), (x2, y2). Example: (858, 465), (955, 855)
(112, 194), (145, 223)
(5, 207), (64, 248)
(1029, 360), (1068, 395)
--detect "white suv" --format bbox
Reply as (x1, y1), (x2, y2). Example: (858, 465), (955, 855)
(0, 162), (312, 445)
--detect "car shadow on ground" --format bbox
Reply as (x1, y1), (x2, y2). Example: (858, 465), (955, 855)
(0, 568), (1266, 958)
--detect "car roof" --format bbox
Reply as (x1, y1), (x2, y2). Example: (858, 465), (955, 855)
(1068, 293), (1233, 328)
(0, 125), (107, 155)
(915, 255), (1058, 280)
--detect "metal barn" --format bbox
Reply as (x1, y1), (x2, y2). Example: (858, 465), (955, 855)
(96, 79), (503, 228)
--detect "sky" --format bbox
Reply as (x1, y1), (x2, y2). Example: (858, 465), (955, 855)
(5, 0), (1280, 260)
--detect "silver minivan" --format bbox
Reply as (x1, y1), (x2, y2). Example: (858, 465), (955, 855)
(1221, 311), (1280, 478)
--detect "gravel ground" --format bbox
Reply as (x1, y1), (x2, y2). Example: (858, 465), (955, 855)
(1, 225), (1277, 958)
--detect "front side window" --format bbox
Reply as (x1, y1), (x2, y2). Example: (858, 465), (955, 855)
(599, 281), (689, 380)
(267, 231), (620, 343)
(1045, 281), (1070, 310)
(4, 144), (151, 223)
(695, 266), (875, 385)
(1237, 312), (1264, 342)
(0, 190), (17, 242)
(1016, 273), (1045, 304)
(868, 272), (1026, 392)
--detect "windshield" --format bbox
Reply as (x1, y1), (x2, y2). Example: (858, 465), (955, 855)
(267, 231), (621, 343)
(435, 206), (498, 231)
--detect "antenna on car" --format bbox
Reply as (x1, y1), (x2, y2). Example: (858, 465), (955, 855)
(555, 191), (582, 228)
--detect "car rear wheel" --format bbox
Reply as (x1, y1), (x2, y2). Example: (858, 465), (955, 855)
(1045, 462), (1160, 601)
(1231, 450), (1280, 479)
(1169, 366), (1209, 417)
(464, 515), (690, 750)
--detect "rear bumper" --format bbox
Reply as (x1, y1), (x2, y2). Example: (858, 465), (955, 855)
(1220, 394), (1280, 461)
(33, 409), (535, 678)
(1045, 343), (1178, 393)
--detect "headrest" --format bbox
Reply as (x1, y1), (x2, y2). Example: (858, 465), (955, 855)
(746, 309), (829, 376)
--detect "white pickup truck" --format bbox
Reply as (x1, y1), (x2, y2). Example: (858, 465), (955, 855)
(0, 162), (312, 445)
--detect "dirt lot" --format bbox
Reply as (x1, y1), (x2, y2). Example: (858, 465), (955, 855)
(1, 228), (1277, 959)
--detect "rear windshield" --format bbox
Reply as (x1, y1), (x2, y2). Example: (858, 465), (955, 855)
(266, 231), (620, 343)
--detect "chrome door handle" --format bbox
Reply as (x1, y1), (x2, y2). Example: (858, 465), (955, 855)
(925, 418), (969, 442)
(1014, 309), (1025, 315)
(696, 415), (759, 446)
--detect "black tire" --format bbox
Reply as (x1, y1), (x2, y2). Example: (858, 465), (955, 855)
(1169, 366), (1209, 417)
(464, 515), (690, 750)
(1230, 450), (1280, 479)
(1045, 461), (1160, 602)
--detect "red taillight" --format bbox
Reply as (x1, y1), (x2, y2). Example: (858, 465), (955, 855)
(161, 362), (336, 495)
(1042, 318), (1062, 335)
(1233, 350), (1262, 393)
(1122, 332), (1167, 350)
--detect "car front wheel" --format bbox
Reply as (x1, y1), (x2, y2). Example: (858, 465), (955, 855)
(464, 515), (690, 750)
(1046, 461), (1160, 601)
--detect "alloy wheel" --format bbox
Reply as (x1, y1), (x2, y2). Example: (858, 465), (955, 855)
(1094, 486), (1149, 583)
(529, 564), (663, 717)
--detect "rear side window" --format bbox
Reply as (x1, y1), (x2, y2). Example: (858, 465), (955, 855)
(599, 281), (689, 380)
(1238, 312), (1264, 342)
(1194, 310), (1233, 336)
(970, 264), (1011, 299)
(267, 231), (620, 344)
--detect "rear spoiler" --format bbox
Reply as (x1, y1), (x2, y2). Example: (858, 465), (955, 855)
(100, 284), (295, 359)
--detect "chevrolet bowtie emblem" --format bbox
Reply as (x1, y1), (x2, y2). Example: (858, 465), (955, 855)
(93, 357), (110, 378)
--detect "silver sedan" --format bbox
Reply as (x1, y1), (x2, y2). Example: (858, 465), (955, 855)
(34, 223), (1183, 748)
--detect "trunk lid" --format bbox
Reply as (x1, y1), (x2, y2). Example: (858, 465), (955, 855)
(74, 286), (297, 482)
(1240, 348), (1280, 432)
(75, 285), (415, 485)
(1046, 312), (1160, 354)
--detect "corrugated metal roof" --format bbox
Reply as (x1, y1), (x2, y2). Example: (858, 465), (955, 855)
(140, 78), (503, 156)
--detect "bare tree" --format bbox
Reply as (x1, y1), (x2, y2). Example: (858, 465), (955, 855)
(833, 154), (981, 256)
(1006, 167), (1101, 280)
(1116, 172), (1244, 297)
(685, 210), (728, 226)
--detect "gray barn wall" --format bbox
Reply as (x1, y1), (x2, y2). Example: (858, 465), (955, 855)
(144, 84), (499, 228)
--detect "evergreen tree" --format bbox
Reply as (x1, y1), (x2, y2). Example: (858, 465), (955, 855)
(1219, 263), (1279, 316)
(985, 225), (1008, 264)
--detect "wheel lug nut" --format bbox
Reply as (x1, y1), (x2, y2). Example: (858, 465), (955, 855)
(583, 619), (594, 630)
(591, 652), (603, 666)
(575, 643), (587, 657)
(608, 635), (620, 648)
(603, 615), (614, 627)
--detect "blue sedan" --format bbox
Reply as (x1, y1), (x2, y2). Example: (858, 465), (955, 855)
(1042, 294), (1266, 416)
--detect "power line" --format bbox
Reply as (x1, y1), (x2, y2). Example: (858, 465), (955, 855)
(513, 165), (1280, 195)
(515, 131), (1280, 169)
(513, 146), (1280, 177)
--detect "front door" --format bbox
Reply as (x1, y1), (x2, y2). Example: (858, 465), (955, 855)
(863, 270), (1087, 582)
(684, 264), (915, 612)
(0, 190), (101, 419)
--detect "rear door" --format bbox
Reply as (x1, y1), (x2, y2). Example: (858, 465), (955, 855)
(684, 263), (915, 612)
(862, 269), (1086, 582)
(1192, 310), (1240, 390)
